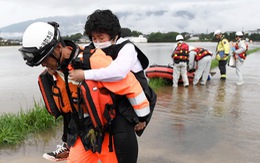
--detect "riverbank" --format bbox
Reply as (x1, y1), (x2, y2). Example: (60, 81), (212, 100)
(1, 47), (260, 147)
(1, 43), (260, 163)
(0, 103), (61, 146)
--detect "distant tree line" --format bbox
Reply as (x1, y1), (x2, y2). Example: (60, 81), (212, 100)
(2, 28), (260, 46)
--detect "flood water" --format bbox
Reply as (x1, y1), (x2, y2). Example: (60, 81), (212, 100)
(1, 42), (260, 163)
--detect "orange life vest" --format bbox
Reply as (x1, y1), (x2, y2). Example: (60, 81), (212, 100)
(38, 70), (61, 118)
(66, 49), (117, 133)
(172, 42), (189, 62)
(87, 48), (150, 118)
(79, 80), (116, 132)
(38, 68), (81, 118)
(235, 41), (248, 60)
(193, 47), (212, 61)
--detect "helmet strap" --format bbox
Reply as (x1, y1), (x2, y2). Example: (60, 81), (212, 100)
(49, 51), (61, 67)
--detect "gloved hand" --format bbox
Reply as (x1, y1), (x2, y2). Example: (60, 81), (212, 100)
(87, 128), (98, 152)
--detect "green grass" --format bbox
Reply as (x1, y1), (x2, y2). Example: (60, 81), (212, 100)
(148, 78), (171, 90)
(247, 47), (260, 54)
(0, 101), (61, 146)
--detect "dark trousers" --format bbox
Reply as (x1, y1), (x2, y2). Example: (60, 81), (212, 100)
(112, 111), (138, 163)
(62, 113), (71, 143)
(218, 60), (227, 75)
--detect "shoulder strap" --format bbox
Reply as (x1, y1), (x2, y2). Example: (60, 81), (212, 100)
(81, 81), (103, 130)
(63, 70), (83, 118)
(82, 44), (95, 70)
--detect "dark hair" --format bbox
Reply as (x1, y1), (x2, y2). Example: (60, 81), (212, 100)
(84, 9), (121, 41)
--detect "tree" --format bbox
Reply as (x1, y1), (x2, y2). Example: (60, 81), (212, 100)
(249, 33), (260, 41)
(69, 33), (83, 42)
(131, 30), (143, 37)
(148, 31), (179, 42)
(121, 28), (132, 37)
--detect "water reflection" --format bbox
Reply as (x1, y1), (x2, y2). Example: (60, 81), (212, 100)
(229, 86), (243, 119)
(149, 75), (260, 162)
(212, 80), (227, 117)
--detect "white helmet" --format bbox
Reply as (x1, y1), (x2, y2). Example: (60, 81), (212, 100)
(214, 29), (221, 36)
(176, 34), (184, 41)
(235, 31), (243, 37)
(19, 22), (60, 67)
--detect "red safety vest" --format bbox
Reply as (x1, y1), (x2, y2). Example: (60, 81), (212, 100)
(193, 47), (212, 61)
(235, 41), (248, 60)
(172, 42), (189, 61)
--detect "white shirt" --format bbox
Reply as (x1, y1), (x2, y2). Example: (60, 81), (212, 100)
(84, 37), (143, 82)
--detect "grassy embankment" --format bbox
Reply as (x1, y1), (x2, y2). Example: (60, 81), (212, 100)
(0, 47), (260, 146)
(0, 101), (61, 146)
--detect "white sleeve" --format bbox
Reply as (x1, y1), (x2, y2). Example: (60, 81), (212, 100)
(235, 40), (247, 54)
(188, 51), (196, 69)
(84, 43), (138, 82)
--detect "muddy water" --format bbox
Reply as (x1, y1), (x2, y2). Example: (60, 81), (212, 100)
(1, 43), (260, 163)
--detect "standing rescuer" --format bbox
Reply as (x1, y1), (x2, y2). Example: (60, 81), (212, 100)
(171, 34), (189, 87)
(233, 31), (248, 85)
(69, 9), (157, 163)
(19, 22), (120, 162)
(19, 19), (157, 163)
(214, 30), (230, 80)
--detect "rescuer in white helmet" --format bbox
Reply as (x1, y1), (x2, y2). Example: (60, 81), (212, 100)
(232, 31), (248, 85)
(171, 34), (189, 87)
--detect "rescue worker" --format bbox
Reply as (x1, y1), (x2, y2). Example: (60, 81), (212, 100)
(69, 9), (157, 163)
(188, 46), (212, 85)
(19, 22), (120, 162)
(214, 30), (230, 80)
(19, 20), (156, 163)
(171, 34), (189, 87)
(233, 31), (248, 85)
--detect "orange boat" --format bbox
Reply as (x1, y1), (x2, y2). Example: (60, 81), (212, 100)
(145, 64), (194, 83)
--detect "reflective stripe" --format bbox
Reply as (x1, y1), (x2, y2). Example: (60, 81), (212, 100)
(134, 105), (150, 117)
(128, 91), (150, 117)
(128, 91), (146, 106)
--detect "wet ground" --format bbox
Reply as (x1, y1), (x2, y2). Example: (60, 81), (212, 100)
(1, 44), (260, 163)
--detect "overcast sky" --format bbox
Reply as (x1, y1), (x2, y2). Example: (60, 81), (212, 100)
(1, 0), (259, 34)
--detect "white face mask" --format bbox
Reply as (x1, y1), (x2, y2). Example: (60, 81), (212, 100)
(93, 41), (112, 49)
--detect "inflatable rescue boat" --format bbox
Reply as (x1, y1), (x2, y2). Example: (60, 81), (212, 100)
(145, 64), (194, 83)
